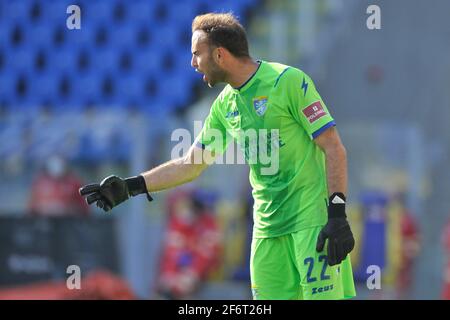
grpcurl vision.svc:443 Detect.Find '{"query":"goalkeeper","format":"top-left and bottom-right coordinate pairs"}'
top-left (80, 13), bottom-right (356, 300)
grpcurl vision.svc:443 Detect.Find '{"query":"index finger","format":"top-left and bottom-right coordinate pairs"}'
top-left (79, 183), bottom-right (100, 196)
top-left (328, 239), bottom-right (338, 266)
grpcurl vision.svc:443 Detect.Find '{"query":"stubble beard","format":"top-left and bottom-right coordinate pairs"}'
top-left (205, 60), bottom-right (227, 88)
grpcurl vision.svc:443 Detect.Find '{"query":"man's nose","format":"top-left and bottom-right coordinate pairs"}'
top-left (191, 56), bottom-right (197, 69)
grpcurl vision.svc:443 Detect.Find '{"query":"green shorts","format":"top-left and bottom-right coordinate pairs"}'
top-left (250, 226), bottom-right (356, 300)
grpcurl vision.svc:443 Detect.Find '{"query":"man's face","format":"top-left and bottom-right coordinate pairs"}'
top-left (191, 30), bottom-right (226, 88)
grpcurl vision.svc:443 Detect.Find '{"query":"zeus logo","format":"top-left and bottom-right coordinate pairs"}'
top-left (312, 284), bottom-right (334, 295)
top-left (301, 77), bottom-right (308, 96)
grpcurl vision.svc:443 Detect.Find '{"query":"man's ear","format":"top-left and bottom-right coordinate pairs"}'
top-left (213, 47), bottom-right (225, 65)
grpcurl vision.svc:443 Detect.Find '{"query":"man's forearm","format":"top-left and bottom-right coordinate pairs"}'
top-left (141, 157), bottom-right (204, 193)
top-left (79, 156), bottom-right (205, 212)
top-left (324, 145), bottom-right (348, 196)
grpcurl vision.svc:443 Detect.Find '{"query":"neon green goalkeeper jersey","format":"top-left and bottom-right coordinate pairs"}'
top-left (196, 61), bottom-right (336, 238)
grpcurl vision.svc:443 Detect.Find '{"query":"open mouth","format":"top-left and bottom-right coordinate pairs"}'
top-left (195, 69), bottom-right (207, 82)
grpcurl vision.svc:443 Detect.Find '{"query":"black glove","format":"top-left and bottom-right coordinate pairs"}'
top-left (79, 175), bottom-right (152, 212)
top-left (316, 192), bottom-right (355, 266)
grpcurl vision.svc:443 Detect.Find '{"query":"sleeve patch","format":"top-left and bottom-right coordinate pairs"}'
top-left (302, 101), bottom-right (327, 123)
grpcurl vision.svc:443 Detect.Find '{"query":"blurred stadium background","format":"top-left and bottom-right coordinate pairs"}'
top-left (0, 0), bottom-right (449, 300)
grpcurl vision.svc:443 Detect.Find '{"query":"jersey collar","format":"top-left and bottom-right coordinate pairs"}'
top-left (233, 60), bottom-right (263, 92)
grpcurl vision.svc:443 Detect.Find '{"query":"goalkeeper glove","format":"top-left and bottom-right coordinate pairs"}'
top-left (79, 175), bottom-right (152, 212)
top-left (316, 192), bottom-right (355, 266)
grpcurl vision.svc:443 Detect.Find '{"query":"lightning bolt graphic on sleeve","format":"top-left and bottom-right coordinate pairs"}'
top-left (301, 77), bottom-right (308, 96)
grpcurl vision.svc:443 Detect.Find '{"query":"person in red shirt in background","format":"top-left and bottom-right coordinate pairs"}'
top-left (28, 155), bottom-right (89, 216)
top-left (155, 189), bottom-right (221, 299)
top-left (397, 208), bottom-right (420, 298)
top-left (442, 218), bottom-right (450, 300)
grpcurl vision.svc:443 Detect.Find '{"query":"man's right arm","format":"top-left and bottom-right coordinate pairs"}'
top-left (142, 144), bottom-right (212, 193)
top-left (79, 144), bottom-right (215, 212)
top-left (80, 97), bottom-right (226, 212)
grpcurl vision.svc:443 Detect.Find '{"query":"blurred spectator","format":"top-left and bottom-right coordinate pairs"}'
top-left (28, 155), bottom-right (89, 216)
top-left (396, 203), bottom-right (420, 298)
top-left (442, 218), bottom-right (450, 300)
top-left (155, 189), bottom-right (221, 299)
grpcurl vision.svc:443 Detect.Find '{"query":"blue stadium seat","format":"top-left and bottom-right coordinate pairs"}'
top-left (117, 50), bottom-right (135, 74)
top-left (151, 1), bottom-right (170, 24)
top-left (190, 0), bottom-right (214, 15)
top-left (110, 24), bottom-right (139, 48)
top-left (51, 49), bottom-right (79, 74)
top-left (85, 0), bottom-right (113, 23)
top-left (90, 49), bottom-right (121, 73)
top-left (159, 73), bottom-right (193, 108)
top-left (134, 49), bottom-right (164, 74)
top-left (151, 24), bottom-right (182, 51)
top-left (28, 72), bottom-right (60, 107)
top-left (0, 72), bottom-right (15, 103)
top-left (7, 23), bottom-right (28, 49)
top-left (99, 73), bottom-right (122, 107)
top-left (51, 73), bottom-right (77, 108)
top-left (72, 74), bottom-right (103, 104)
top-left (128, 0), bottom-right (158, 23)
top-left (74, 132), bottom-right (104, 164)
top-left (64, 21), bottom-right (97, 47)
top-left (167, 1), bottom-right (202, 25)
top-left (0, 21), bottom-right (11, 47)
top-left (135, 24), bottom-right (153, 48)
top-left (27, 23), bottom-right (55, 48)
top-left (173, 50), bottom-right (195, 74)
top-left (116, 74), bottom-right (146, 103)
top-left (141, 95), bottom-right (170, 116)
top-left (3, 1), bottom-right (30, 22)
top-left (2, 48), bottom-right (34, 73)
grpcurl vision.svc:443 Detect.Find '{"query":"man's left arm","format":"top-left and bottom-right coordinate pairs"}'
top-left (279, 68), bottom-right (354, 265)
top-left (314, 126), bottom-right (355, 266)
top-left (313, 126), bottom-right (347, 196)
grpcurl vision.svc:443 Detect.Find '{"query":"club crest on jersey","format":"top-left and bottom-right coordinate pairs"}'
top-left (253, 96), bottom-right (268, 116)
